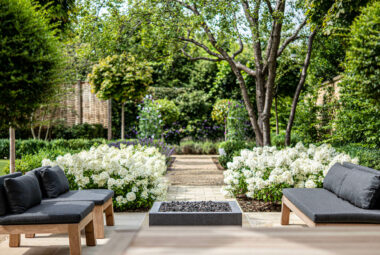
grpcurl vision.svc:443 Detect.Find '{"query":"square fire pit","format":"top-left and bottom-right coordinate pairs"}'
top-left (149, 201), bottom-right (242, 226)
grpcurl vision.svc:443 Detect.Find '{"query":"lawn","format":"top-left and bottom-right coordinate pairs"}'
top-left (0, 159), bottom-right (8, 176)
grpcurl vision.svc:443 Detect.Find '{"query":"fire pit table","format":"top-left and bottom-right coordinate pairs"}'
top-left (149, 201), bottom-right (242, 226)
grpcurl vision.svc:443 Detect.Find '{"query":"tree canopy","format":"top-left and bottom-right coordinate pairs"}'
top-left (0, 0), bottom-right (63, 128)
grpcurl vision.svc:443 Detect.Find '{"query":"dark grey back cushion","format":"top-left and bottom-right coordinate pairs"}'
top-left (26, 166), bottom-right (51, 198)
top-left (323, 163), bottom-right (350, 195)
top-left (0, 172), bottom-right (22, 216)
top-left (338, 169), bottom-right (380, 209)
top-left (4, 174), bottom-right (42, 214)
top-left (343, 162), bottom-right (379, 174)
top-left (40, 166), bottom-right (69, 198)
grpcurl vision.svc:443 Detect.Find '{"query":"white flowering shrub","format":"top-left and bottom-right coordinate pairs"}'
top-left (42, 144), bottom-right (168, 210)
top-left (222, 143), bottom-right (358, 202)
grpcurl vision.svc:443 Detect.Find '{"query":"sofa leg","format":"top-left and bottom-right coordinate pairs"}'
top-left (68, 224), bottom-right (82, 255)
top-left (281, 200), bottom-right (291, 225)
top-left (105, 203), bottom-right (115, 226)
top-left (25, 233), bottom-right (35, 238)
top-left (9, 234), bottom-right (21, 247)
top-left (94, 205), bottom-right (105, 239)
top-left (85, 220), bottom-right (96, 246)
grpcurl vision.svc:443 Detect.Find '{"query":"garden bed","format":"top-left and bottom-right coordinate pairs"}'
top-left (236, 196), bottom-right (281, 212)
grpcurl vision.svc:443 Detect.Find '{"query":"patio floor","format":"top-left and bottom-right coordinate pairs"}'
top-left (0, 155), bottom-right (363, 254)
top-left (0, 211), bottom-right (306, 255)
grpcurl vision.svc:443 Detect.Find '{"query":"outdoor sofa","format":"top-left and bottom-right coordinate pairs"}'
top-left (26, 165), bottom-right (115, 239)
top-left (281, 162), bottom-right (380, 227)
top-left (0, 171), bottom-right (96, 255)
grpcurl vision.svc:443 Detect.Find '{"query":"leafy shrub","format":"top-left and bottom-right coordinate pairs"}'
top-left (226, 101), bottom-right (250, 141)
top-left (174, 141), bottom-right (220, 155)
top-left (155, 99), bottom-right (180, 125)
top-left (223, 143), bottom-right (357, 202)
top-left (138, 95), bottom-right (163, 139)
top-left (334, 1), bottom-right (380, 147)
top-left (42, 145), bottom-right (168, 210)
top-left (335, 144), bottom-right (380, 170)
top-left (51, 123), bottom-right (106, 139)
top-left (211, 99), bottom-right (236, 124)
top-left (0, 138), bottom-right (107, 159)
top-left (271, 132), bottom-right (303, 148)
top-left (3, 147), bottom-right (75, 174)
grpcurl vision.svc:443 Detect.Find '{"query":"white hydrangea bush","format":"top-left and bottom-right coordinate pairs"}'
top-left (222, 143), bottom-right (358, 202)
top-left (42, 144), bottom-right (168, 210)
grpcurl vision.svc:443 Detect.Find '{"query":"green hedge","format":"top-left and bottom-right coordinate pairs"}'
top-left (335, 144), bottom-right (380, 170)
top-left (173, 141), bottom-right (220, 155)
top-left (0, 139), bottom-right (107, 159)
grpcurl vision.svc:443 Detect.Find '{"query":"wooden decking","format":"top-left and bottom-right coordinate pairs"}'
top-left (99, 226), bottom-right (380, 255)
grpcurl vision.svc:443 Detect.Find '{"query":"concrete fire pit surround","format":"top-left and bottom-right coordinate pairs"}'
top-left (149, 201), bottom-right (242, 226)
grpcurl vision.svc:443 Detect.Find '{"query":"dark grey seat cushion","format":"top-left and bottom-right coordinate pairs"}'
top-left (43, 189), bottom-right (114, 205)
top-left (0, 201), bottom-right (94, 225)
top-left (40, 166), bottom-right (70, 198)
top-left (26, 166), bottom-right (51, 198)
top-left (4, 174), bottom-right (42, 214)
top-left (323, 163), bottom-right (350, 195)
top-left (283, 188), bottom-right (380, 223)
top-left (0, 172), bottom-right (22, 216)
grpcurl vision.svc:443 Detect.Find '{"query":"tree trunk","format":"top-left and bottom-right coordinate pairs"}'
top-left (227, 59), bottom-right (263, 146)
top-left (107, 99), bottom-right (112, 140)
top-left (31, 127), bottom-right (36, 139)
top-left (121, 102), bottom-right (125, 140)
top-left (9, 127), bottom-right (15, 173)
top-left (45, 121), bottom-right (51, 141)
top-left (76, 80), bottom-right (83, 125)
top-left (285, 28), bottom-right (319, 146)
top-left (275, 96), bottom-right (279, 135)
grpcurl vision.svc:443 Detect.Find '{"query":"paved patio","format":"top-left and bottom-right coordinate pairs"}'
top-left (0, 155), bottom-right (305, 254)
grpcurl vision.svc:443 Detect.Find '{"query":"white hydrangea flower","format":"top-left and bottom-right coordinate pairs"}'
top-left (224, 143), bottom-right (356, 200)
top-left (43, 144), bottom-right (168, 208)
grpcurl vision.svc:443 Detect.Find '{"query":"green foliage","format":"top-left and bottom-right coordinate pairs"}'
top-left (138, 96), bottom-right (163, 139)
top-left (226, 102), bottom-right (250, 141)
top-left (211, 99), bottom-right (236, 124)
top-left (334, 2), bottom-right (380, 147)
top-left (3, 147), bottom-right (75, 175)
top-left (149, 87), bottom-right (187, 100)
top-left (174, 141), bottom-right (220, 155)
top-left (51, 123), bottom-right (106, 139)
top-left (155, 99), bottom-right (180, 125)
top-left (88, 53), bottom-right (152, 103)
top-left (0, 0), bottom-right (63, 128)
top-left (0, 139), bottom-right (107, 159)
top-left (335, 144), bottom-right (380, 170)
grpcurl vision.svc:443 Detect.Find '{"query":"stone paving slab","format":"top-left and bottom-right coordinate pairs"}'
top-left (165, 185), bottom-right (234, 202)
top-left (166, 155), bottom-right (224, 186)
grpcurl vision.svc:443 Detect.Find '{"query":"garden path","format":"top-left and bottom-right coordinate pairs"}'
top-left (165, 155), bottom-right (231, 201)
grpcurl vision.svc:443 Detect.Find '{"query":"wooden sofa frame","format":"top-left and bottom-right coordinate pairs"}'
top-left (26, 197), bottom-right (114, 239)
top-left (0, 211), bottom-right (96, 255)
top-left (281, 195), bottom-right (380, 227)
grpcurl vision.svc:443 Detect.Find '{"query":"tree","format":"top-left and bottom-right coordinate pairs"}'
top-left (88, 53), bottom-right (152, 140)
top-left (0, 0), bottom-right (62, 172)
top-left (334, 1), bottom-right (380, 147)
top-left (131, 0), bottom-right (318, 146)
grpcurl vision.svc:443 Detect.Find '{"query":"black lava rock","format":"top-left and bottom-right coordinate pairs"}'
top-left (159, 201), bottom-right (232, 212)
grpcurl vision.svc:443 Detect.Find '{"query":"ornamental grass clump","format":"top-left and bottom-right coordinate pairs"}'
top-left (42, 144), bottom-right (168, 210)
top-left (223, 142), bottom-right (358, 202)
